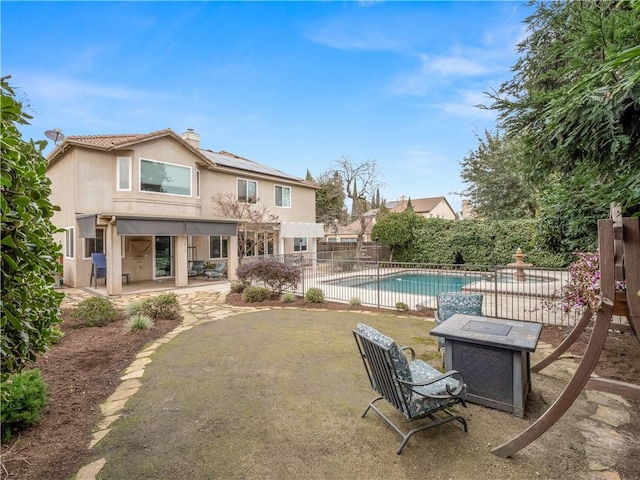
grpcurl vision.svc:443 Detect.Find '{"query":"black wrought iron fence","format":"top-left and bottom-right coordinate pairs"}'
top-left (239, 256), bottom-right (590, 326)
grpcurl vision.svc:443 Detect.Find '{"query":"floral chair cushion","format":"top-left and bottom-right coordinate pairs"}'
top-left (406, 360), bottom-right (466, 417)
top-left (435, 293), bottom-right (484, 350)
top-left (436, 293), bottom-right (484, 324)
top-left (356, 323), bottom-right (413, 384)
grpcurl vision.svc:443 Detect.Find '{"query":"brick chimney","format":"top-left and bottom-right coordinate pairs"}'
top-left (181, 128), bottom-right (200, 148)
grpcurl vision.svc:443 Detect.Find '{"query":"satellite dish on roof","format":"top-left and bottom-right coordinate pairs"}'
top-left (45, 128), bottom-right (65, 145)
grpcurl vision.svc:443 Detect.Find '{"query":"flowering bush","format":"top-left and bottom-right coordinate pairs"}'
top-left (562, 252), bottom-right (625, 314)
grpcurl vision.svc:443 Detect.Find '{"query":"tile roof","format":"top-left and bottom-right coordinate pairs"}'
top-left (61, 128), bottom-right (175, 150)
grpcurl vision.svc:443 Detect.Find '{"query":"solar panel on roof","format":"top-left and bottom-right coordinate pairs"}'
top-left (201, 150), bottom-right (303, 182)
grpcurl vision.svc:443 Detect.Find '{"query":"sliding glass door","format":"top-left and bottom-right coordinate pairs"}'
top-left (155, 236), bottom-right (173, 278)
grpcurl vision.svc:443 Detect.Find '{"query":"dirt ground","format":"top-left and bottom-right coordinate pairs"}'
top-left (1, 295), bottom-right (638, 480)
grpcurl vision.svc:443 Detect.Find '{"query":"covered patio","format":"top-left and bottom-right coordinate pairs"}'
top-left (75, 213), bottom-right (238, 296)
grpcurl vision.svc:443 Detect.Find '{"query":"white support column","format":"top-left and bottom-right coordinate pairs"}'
top-left (106, 221), bottom-right (122, 296)
top-left (228, 235), bottom-right (238, 281)
top-left (278, 236), bottom-right (285, 257)
top-left (174, 236), bottom-right (188, 287)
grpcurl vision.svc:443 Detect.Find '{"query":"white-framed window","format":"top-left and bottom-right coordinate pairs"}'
top-left (65, 227), bottom-right (75, 259)
top-left (293, 237), bottom-right (308, 252)
top-left (116, 156), bottom-right (132, 191)
top-left (195, 169), bottom-right (201, 198)
top-left (275, 185), bottom-right (291, 208)
top-left (209, 236), bottom-right (229, 259)
top-left (140, 158), bottom-right (192, 196)
top-left (83, 228), bottom-right (105, 259)
top-left (237, 178), bottom-right (257, 204)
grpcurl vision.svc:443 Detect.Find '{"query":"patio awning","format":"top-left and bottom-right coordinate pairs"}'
top-left (77, 213), bottom-right (97, 238)
top-left (77, 214), bottom-right (237, 237)
top-left (117, 218), bottom-right (237, 236)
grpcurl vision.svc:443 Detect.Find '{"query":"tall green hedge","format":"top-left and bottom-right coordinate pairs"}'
top-left (393, 218), bottom-right (570, 267)
top-left (1, 76), bottom-right (63, 378)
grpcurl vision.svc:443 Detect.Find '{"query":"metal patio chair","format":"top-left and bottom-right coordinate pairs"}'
top-left (353, 323), bottom-right (468, 454)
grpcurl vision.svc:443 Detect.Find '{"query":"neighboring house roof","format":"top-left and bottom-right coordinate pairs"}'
top-left (47, 128), bottom-right (317, 187)
top-left (388, 196), bottom-right (456, 217)
top-left (325, 216), bottom-right (376, 237)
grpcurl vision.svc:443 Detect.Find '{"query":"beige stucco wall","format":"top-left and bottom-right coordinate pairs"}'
top-left (48, 150), bottom-right (80, 286)
top-left (204, 169), bottom-right (316, 223)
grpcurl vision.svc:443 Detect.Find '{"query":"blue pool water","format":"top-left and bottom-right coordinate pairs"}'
top-left (325, 273), bottom-right (483, 295)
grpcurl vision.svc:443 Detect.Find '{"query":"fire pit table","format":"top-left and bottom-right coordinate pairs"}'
top-left (430, 313), bottom-right (542, 417)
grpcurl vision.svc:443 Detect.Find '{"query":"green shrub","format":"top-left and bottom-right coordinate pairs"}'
top-left (304, 288), bottom-right (325, 303)
top-left (144, 293), bottom-right (181, 320)
top-left (349, 297), bottom-right (362, 306)
top-left (230, 280), bottom-right (247, 294)
top-left (69, 297), bottom-right (118, 327)
top-left (242, 286), bottom-right (271, 303)
top-left (395, 301), bottom-right (409, 312)
top-left (280, 292), bottom-right (297, 303)
top-left (236, 259), bottom-right (302, 295)
top-left (125, 314), bottom-right (154, 332)
top-left (1, 369), bottom-right (47, 443)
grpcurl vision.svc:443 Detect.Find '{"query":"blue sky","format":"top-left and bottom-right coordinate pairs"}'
top-left (2, 1), bottom-right (531, 214)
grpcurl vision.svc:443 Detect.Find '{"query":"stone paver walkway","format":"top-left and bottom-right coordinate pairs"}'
top-left (59, 285), bottom-right (634, 480)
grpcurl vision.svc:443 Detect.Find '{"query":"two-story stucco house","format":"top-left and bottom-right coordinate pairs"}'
top-left (47, 128), bottom-right (323, 295)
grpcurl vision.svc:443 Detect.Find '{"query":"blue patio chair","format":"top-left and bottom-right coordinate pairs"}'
top-left (353, 323), bottom-right (467, 454)
top-left (90, 253), bottom-right (107, 288)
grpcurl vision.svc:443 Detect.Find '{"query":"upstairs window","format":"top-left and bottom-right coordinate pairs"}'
top-left (275, 185), bottom-right (291, 208)
top-left (238, 179), bottom-right (257, 203)
top-left (140, 158), bottom-right (191, 196)
top-left (117, 156), bottom-right (132, 191)
top-left (195, 169), bottom-right (201, 198)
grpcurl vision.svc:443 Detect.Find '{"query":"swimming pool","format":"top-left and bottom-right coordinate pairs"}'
top-left (324, 272), bottom-right (483, 296)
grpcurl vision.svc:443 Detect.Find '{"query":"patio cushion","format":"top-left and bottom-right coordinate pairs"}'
top-left (355, 323), bottom-right (412, 383)
top-left (437, 293), bottom-right (484, 324)
top-left (407, 360), bottom-right (466, 417)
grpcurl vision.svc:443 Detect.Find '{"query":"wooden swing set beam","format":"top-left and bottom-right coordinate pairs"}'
top-left (492, 217), bottom-right (640, 458)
